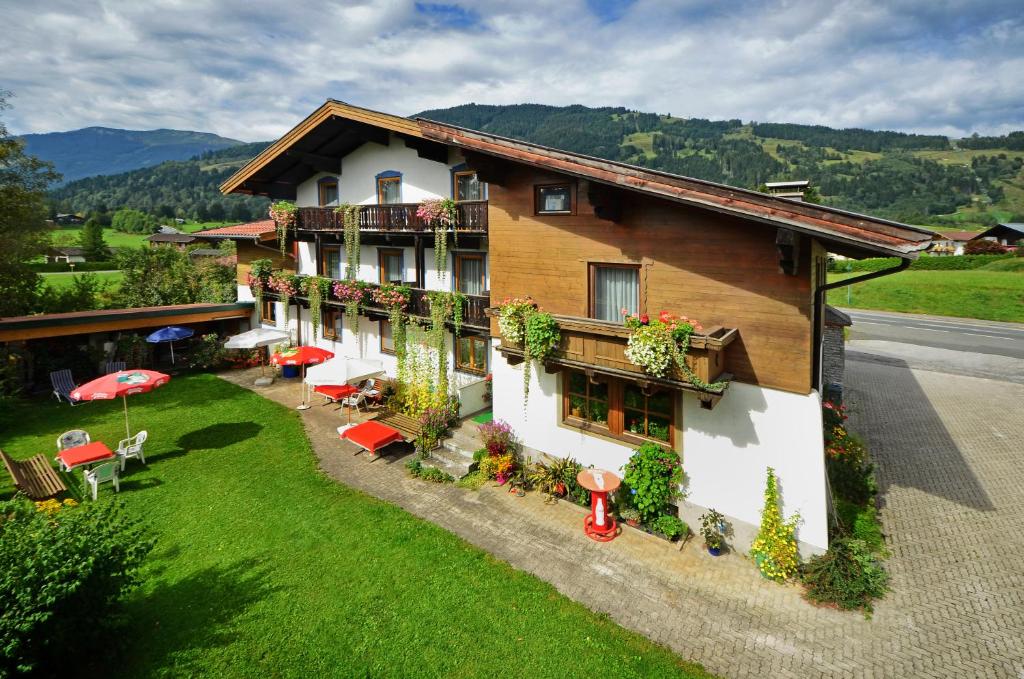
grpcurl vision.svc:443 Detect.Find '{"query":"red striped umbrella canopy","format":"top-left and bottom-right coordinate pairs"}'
top-left (270, 346), bottom-right (334, 366)
top-left (71, 369), bottom-right (171, 439)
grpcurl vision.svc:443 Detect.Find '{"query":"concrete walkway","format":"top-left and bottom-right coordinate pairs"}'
top-left (220, 364), bottom-right (1024, 678)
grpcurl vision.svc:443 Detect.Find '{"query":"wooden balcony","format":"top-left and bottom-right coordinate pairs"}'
top-left (273, 279), bottom-right (490, 330)
top-left (496, 315), bottom-right (737, 403)
top-left (296, 201), bottom-right (488, 233)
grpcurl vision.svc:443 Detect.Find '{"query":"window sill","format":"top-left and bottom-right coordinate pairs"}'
top-left (562, 416), bottom-right (673, 450)
top-left (455, 366), bottom-right (487, 377)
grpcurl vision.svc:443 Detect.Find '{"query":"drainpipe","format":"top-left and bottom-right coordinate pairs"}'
top-left (811, 257), bottom-right (910, 391)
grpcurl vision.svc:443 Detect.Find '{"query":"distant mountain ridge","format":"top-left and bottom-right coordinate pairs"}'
top-left (45, 104), bottom-right (1024, 230)
top-left (20, 126), bottom-right (244, 183)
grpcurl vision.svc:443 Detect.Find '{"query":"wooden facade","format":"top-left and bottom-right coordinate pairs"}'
top-left (236, 241), bottom-right (295, 286)
top-left (487, 165), bottom-right (818, 395)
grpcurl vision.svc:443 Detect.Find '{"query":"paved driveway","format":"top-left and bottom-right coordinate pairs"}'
top-left (222, 358), bottom-right (1024, 678)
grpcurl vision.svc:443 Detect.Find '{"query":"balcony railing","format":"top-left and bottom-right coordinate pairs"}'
top-left (296, 201), bottom-right (488, 233)
top-left (495, 314), bottom-right (737, 399)
top-left (270, 279), bottom-right (490, 330)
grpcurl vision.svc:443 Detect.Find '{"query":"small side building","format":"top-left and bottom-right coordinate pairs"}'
top-left (821, 306), bottom-right (851, 403)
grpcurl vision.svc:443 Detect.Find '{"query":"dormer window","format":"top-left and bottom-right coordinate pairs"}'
top-left (318, 177), bottom-right (339, 206)
top-left (376, 171), bottom-right (402, 204)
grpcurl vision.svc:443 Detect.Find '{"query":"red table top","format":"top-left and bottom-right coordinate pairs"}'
top-left (577, 469), bottom-right (621, 493)
top-left (58, 441), bottom-right (115, 469)
top-left (314, 385), bottom-right (358, 400)
top-left (340, 421), bottom-right (404, 453)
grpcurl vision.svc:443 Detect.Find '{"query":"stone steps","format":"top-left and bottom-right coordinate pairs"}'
top-left (422, 421), bottom-right (482, 479)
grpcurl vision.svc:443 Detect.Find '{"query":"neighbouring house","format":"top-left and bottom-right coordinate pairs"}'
top-left (53, 213), bottom-right (85, 225)
top-left (931, 230), bottom-right (977, 256)
top-left (764, 180), bottom-right (810, 201)
top-left (146, 232), bottom-right (197, 249)
top-left (219, 101), bottom-right (934, 555)
top-left (45, 246), bottom-right (87, 264)
top-left (973, 222), bottom-right (1024, 248)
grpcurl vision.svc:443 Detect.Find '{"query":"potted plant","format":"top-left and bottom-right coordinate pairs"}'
top-left (700, 508), bottom-right (727, 556)
top-left (619, 506), bottom-right (641, 527)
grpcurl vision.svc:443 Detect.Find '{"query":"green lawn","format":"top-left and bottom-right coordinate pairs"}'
top-left (0, 375), bottom-right (710, 678)
top-left (41, 270), bottom-right (124, 290)
top-left (828, 270), bottom-right (1024, 323)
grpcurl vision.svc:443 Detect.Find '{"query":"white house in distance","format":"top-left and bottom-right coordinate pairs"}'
top-left (216, 101), bottom-right (935, 555)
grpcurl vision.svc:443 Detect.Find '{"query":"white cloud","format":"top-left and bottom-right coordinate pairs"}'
top-left (2, 0), bottom-right (1021, 139)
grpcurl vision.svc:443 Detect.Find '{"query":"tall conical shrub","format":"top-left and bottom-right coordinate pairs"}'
top-left (750, 467), bottom-right (800, 582)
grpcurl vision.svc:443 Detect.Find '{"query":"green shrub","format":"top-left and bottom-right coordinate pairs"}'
top-left (188, 333), bottom-right (228, 370)
top-left (800, 538), bottom-right (888, 614)
top-left (827, 455), bottom-right (877, 506)
top-left (419, 467), bottom-right (454, 484)
top-left (0, 497), bottom-right (153, 676)
top-left (622, 442), bottom-right (684, 523)
top-left (828, 253), bottom-right (1012, 273)
top-left (651, 514), bottom-right (687, 540)
top-left (834, 499), bottom-right (886, 554)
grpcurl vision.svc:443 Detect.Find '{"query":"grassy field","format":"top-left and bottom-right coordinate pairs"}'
top-left (50, 221), bottom-right (240, 249)
top-left (827, 270), bottom-right (1024, 323)
top-left (0, 375), bottom-right (711, 678)
top-left (41, 270), bottom-right (124, 290)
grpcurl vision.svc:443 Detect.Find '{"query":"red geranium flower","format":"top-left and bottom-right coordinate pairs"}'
top-left (640, 314), bottom-right (649, 324)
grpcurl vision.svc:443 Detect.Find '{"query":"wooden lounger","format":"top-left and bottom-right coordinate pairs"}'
top-left (1, 449), bottom-right (68, 499)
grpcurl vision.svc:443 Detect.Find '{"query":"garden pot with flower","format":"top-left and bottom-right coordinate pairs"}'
top-left (700, 508), bottom-right (727, 557)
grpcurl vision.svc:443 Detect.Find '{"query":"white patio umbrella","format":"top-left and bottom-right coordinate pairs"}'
top-left (305, 357), bottom-right (384, 424)
top-left (224, 327), bottom-right (290, 382)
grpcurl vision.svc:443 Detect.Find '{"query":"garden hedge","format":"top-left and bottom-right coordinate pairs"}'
top-left (829, 253), bottom-right (1012, 273)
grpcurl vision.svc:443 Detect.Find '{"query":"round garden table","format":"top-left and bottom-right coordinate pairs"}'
top-left (577, 469), bottom-right (621, 542)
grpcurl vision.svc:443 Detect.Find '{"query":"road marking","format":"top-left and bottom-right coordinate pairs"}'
top-left (852, 322), bottom-right (1016, 340)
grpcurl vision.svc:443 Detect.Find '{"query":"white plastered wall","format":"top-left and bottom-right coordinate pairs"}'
top-left (294, 134), bottom-right (461, 208)
top-left (491, 342), bottom-right (829, 554)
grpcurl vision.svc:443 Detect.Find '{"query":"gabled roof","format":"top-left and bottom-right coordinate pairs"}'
top-left (934, 230), bottom-right (979, 242)
top-left (220, 101), bottom-right (427, 197)
top-left (221, 100), bottom-right (936, 259)
top-left (418, 119), bottom-right (935, 258)
top-left (974, 222), bottom-right (1024, 240)
top-left (192, 220), bottom-right (277, 242)
top-left (147, 232), bottom-right (196, 243)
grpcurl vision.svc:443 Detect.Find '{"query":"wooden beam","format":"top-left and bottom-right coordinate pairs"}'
top-left (587, 183), bottom-right (624, 223)
top-left (463, 151), bottom-right (508, 185)
top-left (240, 181), bottom-right (296, 200)
top-left (285, 150), bottom-right (340, 174)
top-left (775, 227), bottom-right (801, 276)
top-left (397, 133), bottom-right (449, 163)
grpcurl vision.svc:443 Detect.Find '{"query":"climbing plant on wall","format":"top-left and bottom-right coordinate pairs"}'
top-left (416, 198), bottom-right (458, 279)
top-left (304, 276), bottom-right (328, 341)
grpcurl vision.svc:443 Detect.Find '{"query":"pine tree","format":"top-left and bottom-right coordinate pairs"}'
top-left (79, 218), bottom-right (109, 260)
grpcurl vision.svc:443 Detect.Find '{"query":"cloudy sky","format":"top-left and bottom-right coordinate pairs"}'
top-left (3, 0), bottom-right (1022, 140)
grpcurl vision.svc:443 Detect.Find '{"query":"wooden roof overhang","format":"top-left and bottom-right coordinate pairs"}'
top-left (0, 303), bottom-right (254, 342)
top-left (417, 120), bottom-right (937, 260)
top-left (220, 101), bottom-right (450, 199)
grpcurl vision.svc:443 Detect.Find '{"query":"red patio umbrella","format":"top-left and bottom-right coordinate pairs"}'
top-left (270, 346), bottom-right (334, 410)
top-left (71, 369), bottom-right (171, 439)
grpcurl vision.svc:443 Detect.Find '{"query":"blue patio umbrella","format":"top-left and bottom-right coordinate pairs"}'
top-left (146, 326), bottom-right (194, 364)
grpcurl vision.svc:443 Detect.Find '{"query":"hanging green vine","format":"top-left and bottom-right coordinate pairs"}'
top-left (495, 298), bottom-right (561, 406)
top-left (269, 201), bottom-right (297, 257)
top-left (416, 198), bottom-right (457, 279)
top-left (429, 297), bottom-right (449, 399)
top-left (268, 272), bottom-right (299, 326)
top-left (248, 259), bottom-right (274, 323)
top-left (332, 279), bottom-right (367, 346)
top-left (336, 203), bottom-right (362, 279)
top-left (305, 276), bottom-right (326, 341)
top-left (390, 304), bottom-right (408, 382)
top-left (451, 292), bottom-right (466, 337)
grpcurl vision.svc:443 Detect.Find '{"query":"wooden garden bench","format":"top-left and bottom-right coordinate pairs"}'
top-left (1, 449), bottom-right (68, 499)
top-left (371, 411), bottom-right (422, 443)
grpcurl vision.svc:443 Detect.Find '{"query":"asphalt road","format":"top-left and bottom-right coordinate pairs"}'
top-left (841, 308), bottom-right (1024, 383)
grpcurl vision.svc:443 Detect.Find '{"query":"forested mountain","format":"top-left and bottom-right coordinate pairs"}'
top-left (48, 104), bottom-right (1024, 229)
top-left (50, 142), bottom-right (272, 222)
top-left (20, 127), bottom-right (244, 183)
top-left (417, 104), bottom-right (1024, 228)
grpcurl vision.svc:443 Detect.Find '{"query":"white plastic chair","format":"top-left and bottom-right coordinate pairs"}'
top-left (341, 391), bottom-right (367, 415)
top-left (84, 461), bottom-right (120, 500)
top-left (57, 429), bottom-right (91, 452)
top-left (116, 430), bottom-right (148, 471)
